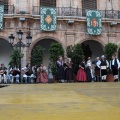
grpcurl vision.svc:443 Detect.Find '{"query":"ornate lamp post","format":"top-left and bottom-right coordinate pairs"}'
top-left (9, 30), bottom-right (32, 83)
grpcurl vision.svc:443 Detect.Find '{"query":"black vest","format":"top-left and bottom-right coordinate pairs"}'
top-left (114, 58), bottom-right (118, 68)
top-left (100, 60), bottom-right (107, 66)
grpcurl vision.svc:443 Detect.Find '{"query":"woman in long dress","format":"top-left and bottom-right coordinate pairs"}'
top-left (76, 60), bottom-right (87, 82)
top-left (56, 56), bottom-right (65, 82)
top-left (37, 64), bottom-right (48, 83)
top-left (64, 58), bottom-right (73, 82)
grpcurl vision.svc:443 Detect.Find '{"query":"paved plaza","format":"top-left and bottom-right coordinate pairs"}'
top-left (0, 83), bottom-right (120, 120)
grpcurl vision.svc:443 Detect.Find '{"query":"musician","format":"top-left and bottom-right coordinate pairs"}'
top-left (0, 63), bottom-right (7, 83)
top-left (22, 63), bottom-right (34, 83)
top-left (9, 66), bottom-right (20, 83)
top-left (110, 54), bottom-right (119, 81)
top-left (32, 65), bottom-right (37, 83)
top-left (36, 64), bottom-right (48, 83)
top-left (64, 58), bottom-right (73, 82)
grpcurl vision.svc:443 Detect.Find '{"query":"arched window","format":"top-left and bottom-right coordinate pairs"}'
top-left (82, 0), bottom-right (97, 16)
top-left (40, 0), bottom-right (56, 7)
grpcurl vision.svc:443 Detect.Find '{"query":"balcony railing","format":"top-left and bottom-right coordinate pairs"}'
top-left (4, 4), bottom-right (15, 14)
top-left (32, 6), bottom-right (120, 19)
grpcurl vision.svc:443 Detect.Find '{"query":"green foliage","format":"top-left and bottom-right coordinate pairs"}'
top-left (49, 43), bottom-right (64, 62)
top-left (49, 62), bottom-right (56, 75)
top-left (49, 43), bottom-right (64, 75)
top-left (31, 45), bottom-right (45, 66)
top-left (104, 43), bottom-right (118, 61)
top-left (9, 48), bottom-right (24, 68)
top-left (66, 45), bottom-right (74, 59)
top-left (66, 44), bottom-right (84, 75)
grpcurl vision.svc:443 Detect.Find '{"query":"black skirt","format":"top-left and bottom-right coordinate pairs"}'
top-left (65, 68), bottom-right (73, 80)
top-left (56, 66), bottom-right (65, 80)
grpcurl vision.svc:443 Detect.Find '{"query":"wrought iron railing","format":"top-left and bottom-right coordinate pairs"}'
top-left (32, 6), bottom-right (120, 19)
top-left (4, 4), bottom-right (15, 14)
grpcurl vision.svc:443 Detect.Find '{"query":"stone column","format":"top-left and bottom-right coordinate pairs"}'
top-left (65, 31), bottom-right (75, 46)
top-left (21, 47), bottom-right (27, 67)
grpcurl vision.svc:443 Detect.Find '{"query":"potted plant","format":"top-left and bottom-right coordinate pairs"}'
top-left (31, 45), bottom-right (45, 66)
top-left (104, 43), bottom-right (118, 82)
top-left (49, 43), bottom-right (64, 82)
top-left (9, 48), bottom-right (24, 68)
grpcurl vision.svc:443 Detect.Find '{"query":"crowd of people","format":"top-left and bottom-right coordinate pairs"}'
top-left (0, 54), bottom-right (119, 84)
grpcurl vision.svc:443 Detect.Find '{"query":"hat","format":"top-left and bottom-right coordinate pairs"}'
top-left (101, 55), bottom-right (105, 58)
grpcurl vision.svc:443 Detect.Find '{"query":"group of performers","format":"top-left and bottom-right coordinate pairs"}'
top-left (56, 54), bottom-right (120, 82)
top-left (0, 54), bottom-right (119, 83)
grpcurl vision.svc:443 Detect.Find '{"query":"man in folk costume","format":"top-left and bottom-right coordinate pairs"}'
top-left (0, 63), bottom-right (7, 83)
top-left (110, 54), bottom-right (119, 81)
top-left (100, 55), bottom-right (109, 81)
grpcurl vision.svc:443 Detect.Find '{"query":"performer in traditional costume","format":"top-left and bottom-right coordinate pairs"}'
top-left (76, 60), bottom-right (87, 82)
top-left (22, 63), bottom-right (34, 83)
top-left (100, 55), bottom-right (109, 81)
top-left (56, 56), bottom-right (65, 82)
top-left (0, 63), bottom-right (7, 83)
top-left (86, 63), bottom-right (93, 82)
top-left (32, 65), bottom-right (37, 83)
top-left (64, 58), bottom-right (73, 83)
top-left (110, 54), bottom-right (119, 81)
top-left (86, 57), bottom-right (93, 82)
top-left (92, 57), bottom-right (101, 81)
top-left (86, 57), bottom-right (92, 67)
top-left (36, 64), bottom-right (48, 83)
top-left (9, 66), bottom-right (20, 83)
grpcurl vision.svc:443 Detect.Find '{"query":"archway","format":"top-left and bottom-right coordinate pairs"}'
top-left (31, 38), bottom-right (59, 67)
top-left (81, 40), bottom-right (104, 61)
top-left (0, 38), bottom-right (13, 67)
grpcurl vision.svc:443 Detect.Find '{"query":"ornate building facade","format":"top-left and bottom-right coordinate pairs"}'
top-left (0, 0), bottom-right (120, 67)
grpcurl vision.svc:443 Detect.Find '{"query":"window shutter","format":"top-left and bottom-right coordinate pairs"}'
top-left (40, 0), bottom-right (56, 7)
top-left (82, 0), bottom-right (97, 16)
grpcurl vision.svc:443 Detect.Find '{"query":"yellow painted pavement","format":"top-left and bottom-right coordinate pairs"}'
top-left (0, 83), bottom-right (120, 120)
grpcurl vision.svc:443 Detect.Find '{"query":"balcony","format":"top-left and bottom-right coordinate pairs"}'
top-left (4, 4), bottom-right (15, 15)
top-left (32, 6), bottom-right (120, 20)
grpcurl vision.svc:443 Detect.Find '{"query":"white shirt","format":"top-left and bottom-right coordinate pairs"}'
top-left (86, 60), bottom-right (91, 67)
top-left (96, 60), bottom-right (101, 68)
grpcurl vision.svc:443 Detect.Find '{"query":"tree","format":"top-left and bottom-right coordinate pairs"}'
top-left (9, 48), bottom-right (24, 68)
top-left (66, 45), bottom-right (74, 59)
top-left (66, 44), bottom-right (84, 75)
top-left (49, 43), bottom-right (64, 75)
top-left (31, 45), bottom-right (45, 66)
top-left (104, 43), bottom-right (118, 61)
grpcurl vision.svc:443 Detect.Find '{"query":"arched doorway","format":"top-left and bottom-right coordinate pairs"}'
top-left (81, 40), bottom-right (104, 61)
top-left (31, 38), bottom-right (58, 67)
top-left (0, 38), bottom-right (13, 67)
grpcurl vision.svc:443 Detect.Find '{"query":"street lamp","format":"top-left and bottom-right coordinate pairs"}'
top-left (9, 34), bottom-right (15, 44)
top-left (9, 30), bottom-right (32, 83)
top-left (17, 30), bottom-right (23, 40)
